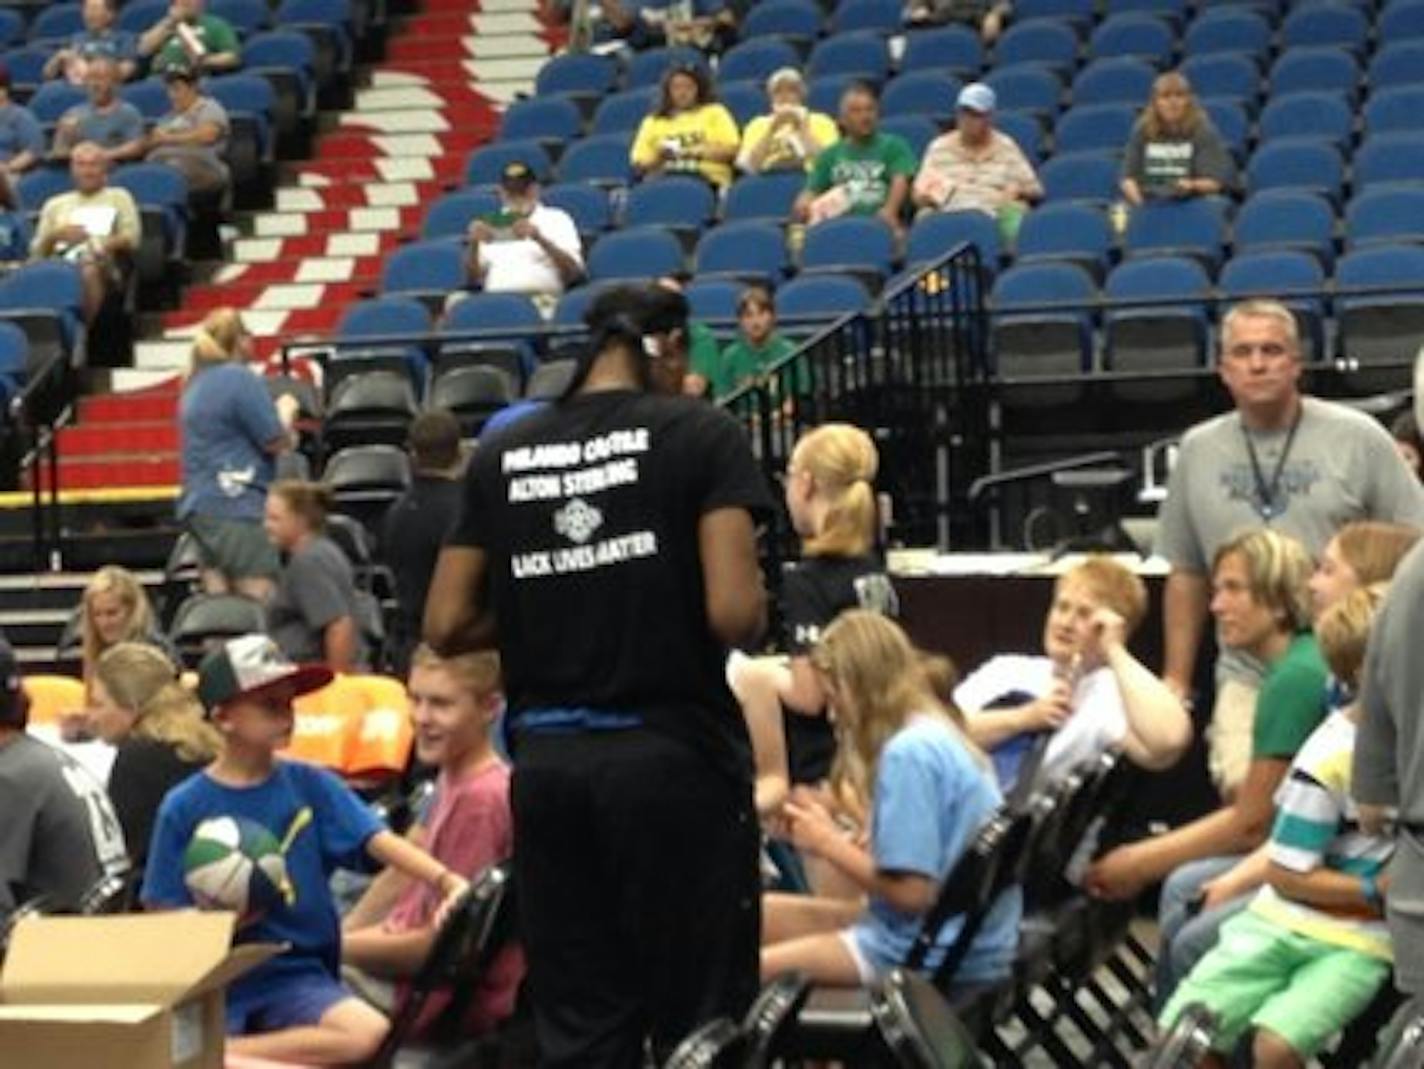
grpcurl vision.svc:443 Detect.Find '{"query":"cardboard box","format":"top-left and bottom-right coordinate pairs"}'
top-left (0, 911), bottom-right (280, 1069)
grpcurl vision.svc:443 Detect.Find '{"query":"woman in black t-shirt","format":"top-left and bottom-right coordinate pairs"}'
top-left (90, 642), bottom-right (218, 871)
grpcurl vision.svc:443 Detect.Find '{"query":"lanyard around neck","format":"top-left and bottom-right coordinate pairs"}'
top-left (1240, 403), bottom-right (1304, 521)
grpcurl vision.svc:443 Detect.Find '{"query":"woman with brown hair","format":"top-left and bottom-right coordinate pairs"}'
top-left (263, 479), bottom-right (366, 672)
top-left (630, 63), bottom-right (739, 188)
top-left (1120, 70), bottom-right (1235, 206)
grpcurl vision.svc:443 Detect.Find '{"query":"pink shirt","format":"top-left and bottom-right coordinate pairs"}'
top-left (387, 758), bottom-right (523, 1037)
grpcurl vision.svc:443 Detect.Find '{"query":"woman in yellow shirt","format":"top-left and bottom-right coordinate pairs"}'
top-left (736, 68), bottom-right (840, 175)
top-left (630, 64), bottom-right (740, 188)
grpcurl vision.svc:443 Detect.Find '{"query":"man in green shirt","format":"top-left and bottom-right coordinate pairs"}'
top-left (795, 82), bottom-right (916, 236)
top-left (137, 0), bottom-right (241, 75)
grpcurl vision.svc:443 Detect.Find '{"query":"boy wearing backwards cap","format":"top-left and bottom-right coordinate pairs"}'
top-left (142, 634), bottom-right (468, 1065)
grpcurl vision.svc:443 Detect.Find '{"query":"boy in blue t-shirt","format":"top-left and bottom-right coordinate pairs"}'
top-left (142, 634), bottom-right (469, 1065)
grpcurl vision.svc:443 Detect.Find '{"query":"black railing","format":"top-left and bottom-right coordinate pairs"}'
top-left (9, 343), bottom-right (77, 573)
top-left (720, 241), bottom-right (991, 561)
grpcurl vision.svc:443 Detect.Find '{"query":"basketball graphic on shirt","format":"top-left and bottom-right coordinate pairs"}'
top-left (182, 815), bottom-right (293, 926)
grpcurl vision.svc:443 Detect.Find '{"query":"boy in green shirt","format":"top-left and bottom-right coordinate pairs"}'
top-left (795, 82), bottom-right (916, 234)
top-left (720, 285), bottom-right (803, 399)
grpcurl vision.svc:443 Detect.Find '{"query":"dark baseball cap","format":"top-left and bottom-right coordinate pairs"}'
top-left (198, 634), bottom-right (332, 714)
top-left (500, 161), bottom-right (536, 189)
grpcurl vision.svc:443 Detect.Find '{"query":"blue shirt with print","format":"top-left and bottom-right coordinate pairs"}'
top-left (66, 101), bottom-right (145, 151)
top-left (0, 104), bottom-right (43, 163)
top-left (141, 761), bottom-right (384, 1009)
top-left (179, 361), bottom-right (283, 521)
top-left (69, 28), bottom-right (138, 63)
top-left (852, 715), bottom-right (1021, 983)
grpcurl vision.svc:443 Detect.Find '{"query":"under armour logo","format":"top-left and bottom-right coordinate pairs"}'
top-left (554, 497), bottom-right (603, 544)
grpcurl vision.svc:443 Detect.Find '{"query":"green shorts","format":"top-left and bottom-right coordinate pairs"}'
top-left (187, 514), bottom-right (279, 582)
top-left (1159, 908), bottom-right (1390, 1058)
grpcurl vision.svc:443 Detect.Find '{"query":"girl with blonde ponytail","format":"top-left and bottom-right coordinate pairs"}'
top-left (760, 611), bottom-right (1018, 990)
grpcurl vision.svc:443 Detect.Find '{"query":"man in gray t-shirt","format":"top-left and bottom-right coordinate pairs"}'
top-left (1155, 298), bottom-right (1424, 795)
top-left (0, 647), bottom-right (128, 920)
top-left (52, 57), bottom-right (145, 164)
top-left (268, 535), bottom-right (367, 670)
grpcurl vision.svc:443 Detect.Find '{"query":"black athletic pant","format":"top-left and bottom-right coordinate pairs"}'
top-left (511, 728), bottom-right (761, 1068)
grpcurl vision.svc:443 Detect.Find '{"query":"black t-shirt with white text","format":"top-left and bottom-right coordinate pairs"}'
top-left (452, 389), bottom-right (773, 781)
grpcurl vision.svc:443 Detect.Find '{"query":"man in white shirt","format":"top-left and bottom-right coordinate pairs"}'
top-left (464, 161), bottom-right (584, 304)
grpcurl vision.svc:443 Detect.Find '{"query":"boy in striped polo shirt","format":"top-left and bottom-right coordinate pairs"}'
top-left (1159, 584), bottom-right (1395, 1068)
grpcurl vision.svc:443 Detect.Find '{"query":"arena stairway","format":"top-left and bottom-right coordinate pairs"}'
top-left (24, 0), bottom-right (558, 497)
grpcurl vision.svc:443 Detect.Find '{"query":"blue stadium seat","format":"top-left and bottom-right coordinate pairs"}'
top-left (1180, 53), bottom-right (1262, 109)
top-left (807, 32), bottom-right (890, 82)
top-left (1202, 101), bottom-right (1248, 160)
top-left (587, 227), bottom-right (684, 281)
top-left (28, 82), bottom-right (84, 124)
top-left (275, 0), bottom-right (354, 82)
top-left (1355, 134), bottom-right (1424, 190)
top-left (881, 71), bottom-right (961, 122)
top-left (723, 171), bottom-right (805, 222)
top-left (4, 47), bottom-right (58, 94)
top-left (110, 163), bottom-right (189, 271)
top-left (833, 0), bottom-right (903, 35)
top-left (1123, 198), bottom-right (1226, 270)
top-left (1089, 13), bottom-right (1174, 64)
top-left (117, 0), bottom-right (166, 34)
top-left (775, 274), bottom-right (872, 321)
top-left (15, 168), bottom-right (71, 212)
top-left (465, 140), bottom-right (552, 186)
top-left (1258, 92), bottom-right (1351, 148)
top-left (421, 189), bottom-right (501, 241)
top-left (335, 295), bottom-right (431, 385)
top-left (739, 0), bottom-right (821, 43)
top-left (244, 31), bottom-right (317, 135)
top-left (683, 278), bottom-right (743, 321)
top-left (718, 39), bottom-right (800, 86)
top-left (210, 0), bottom-right (271, 36)
top-left (1015, 202), bottom-right (1113, 277)
top-left (880, 115), bottom-right (939, 157)
top-left (623, 175), bottom-right (716, 237)
top-left (1219, 250), bottom-right (1327, 359)
top-left (1380, 0), bottom-right (1424, 43)
top-left (1053, 104), bottom-right (1136, 156)
top-left (591, 87), bottom-right (657, 136)
top-left (1336, 244), bottom-right (1424, 376)
top-left (905, 210), bottom-right (1001, 268)
top-left (440, 293), bottom-right (542, 380)
top-left (379, 241), bottom-right (467, 303)
top-left (1365, 85), bottom-right (1424, 137)
top-left (1014, 0), bottom-right (1094, 27)
top-left (1246, 140), bottom-right (1345, 201)
top-left (500, 96), bottom-right (582, 144)
top-left (0, 261), bottom-right (84, 364)
top-left (626, 46), bottom-right (707, 91)
top-left (1233, 190), bottom-right (1335, 265)
top-left (1040, 151), bottom-right (1120, 203)
top-left (541, 184), bottom-right (610, 239)
top-left (1269, 48), bottom-right (1360, 102)
top-left (1368, 41), bottom-right (1424, 91)
top-left (803, 215), bottom-right (897, 287)
top-left (1346, 188), bottom-right (1424, 248)
top-left (206, 74), bottom-right (278, 184)
top-left (1282, 3), bottom-right (1369, 54)
top-left (552, 283), bottom-right (613, 328)
top-left (1071, 58), bottom-right (1157, 107)
top-left (535, 53), bottom-right (618, 99)
top-left (995, 111), bottom-right (1045, 162)
top-left (1105, 0), bottom-right (1187, 23)
top-left (994, 21), bottom-right (1079, 75)
top-left (0, 321), bottom-right (28, 397)
top-left (807, 74), bottom-right (856, 116)
top-left (990, 262), bottom-right (1096, 380)
top-left (1181, 9), bottom-right (1271, 57)
top-left (900, 25), bottom-right (984, 78)
top-left (984, 66), bottom-right (1062, 121)
top-left (554, 133), bottom-right (634, 186)
top-left (1102, 256), bottom-right (1212, 395)
top-left (719, 82), bottom-right (764, 128)
top-left (29, 4), bottom-right (84, 44)
top-left (694, 221), bottom-right (789, 285)
top-left (119, 77), bottom-right (171, 122)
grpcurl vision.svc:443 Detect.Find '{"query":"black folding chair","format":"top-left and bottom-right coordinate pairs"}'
top-left (1378, 1010), bottom-right (1424, 1069)
top-left (662, 1018), bottom-right (748, 1068)
top-left (1144, 1003), bottom-right (1217, 1069)
top-left (743, 971), bottom-right (812, 1068)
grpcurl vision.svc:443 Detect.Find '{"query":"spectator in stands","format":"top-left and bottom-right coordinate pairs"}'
top-left (343, 646), bottom-right (523, 1038)
top-left (79, 564), bottom-right (177, 698)
top-left (145, 64), bottom-right (231, 198)
top-left (44, 0), bottom-right (139, 85)
top-left (142, 633), bottom-right (467, 1064)
top-left (179, 307), bottom-right (297, 603)
top-left (716, 285), bottom-right (800, 398)
top-left (736, 68), bottom-right (838, 176)
top-left (630, 63), bottom-right (740, 189)
top-left (51, 57), bottom-right (146, 164)
top-left (462, 160), bottom-right (583, 305)
top-left (795, 82), bottom-right (914, 234)
top-left (31, 141), bottom-right (141, 321)
top-left (264, 480), bottom-right (367, 673)
top-left (905, 0), bottom-right (1010, 40)
top-left (1086, 530), bottom-right (1327, 960)
top-left (601, 0), bottom-right (739, 54)
top-left (761, 610), bottom-right (1019, 991)
top-left (1156, 519), bottom-right (1419, 1009)
top-left (381, 410), bottom-right (466, 676)
top-left (656, 273), bottom-right (725, 400)
top-left (1156, 299), bottom-right (1424, 799)
top-left (912, 83), bottom-right (1041, 239)
top-left (956, 556), bottom-right (1191, 792)
top-left (0, 66), bottom-right (45, 177)
top-left (1391, 409), bottom-right (1424, 480)
top-left (91, 641), bottom-right (218, 872)
top-left (1120, 71), bottom-right (1235, 207)
top-left (137, 0), bottom-right (241, 77)
top-left (1161, 585), bottom-right (1393, 1068)
top-left (0, 637), bottom-right (130, 922)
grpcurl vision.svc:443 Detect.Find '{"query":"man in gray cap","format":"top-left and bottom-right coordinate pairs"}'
top-left (911, 82), bottom-right (1041, 223)
top-left (736, 68), bottom-right (840, 175)
top-left (464, 160), bottom-right (584, 303)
